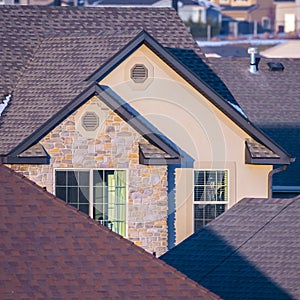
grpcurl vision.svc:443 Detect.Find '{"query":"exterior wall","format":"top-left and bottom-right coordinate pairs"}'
top-left (275, 1), bottom-right (296, 33)
top-left (297, 0), bottom-right (300, 33)
top-left (212, 0), bottom-right (256, 6)
top-left (249, 0), bottom-right (275, 29)
top-left (178, 6), bottom-right (206, 23)
top-left (100, 44), bottom-right (272, 244)
top-left (8, 96), bottom-right (169, 256)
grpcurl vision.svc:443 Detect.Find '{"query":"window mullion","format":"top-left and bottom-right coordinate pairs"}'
top-left (89, 170), bottom-right (93, 219)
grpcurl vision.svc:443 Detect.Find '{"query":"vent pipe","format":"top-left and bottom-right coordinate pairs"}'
top-left (248, 47), bottom-right (259, 74)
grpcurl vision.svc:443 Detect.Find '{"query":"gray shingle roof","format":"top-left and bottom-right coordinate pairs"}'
top-left (86, 0), bottom-right (161, 5)
top-left (160, 196), bottom-right (300, 300)
top-left (206, 57), bottom-right (300, 187)
top-left (0, 6), bottom-right (203, 156)
top-left (0, 6), bottom-right (293, 167)
top-left (0, 164), bottom-right (220, 299)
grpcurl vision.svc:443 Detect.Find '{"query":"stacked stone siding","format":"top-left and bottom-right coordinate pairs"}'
top-left (9, 96), bottom-right (168, 256)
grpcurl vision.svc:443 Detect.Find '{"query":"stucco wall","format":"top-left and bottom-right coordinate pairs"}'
top-left (100, 44), bottom-right (272, 243)
top-left (8, 96), bottom-right (169, 256)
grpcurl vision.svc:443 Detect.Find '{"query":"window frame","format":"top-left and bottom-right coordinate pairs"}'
top-left (193, 169), bottom-right (229, 232)
top-left (54, 168), bottom-right (128, 237)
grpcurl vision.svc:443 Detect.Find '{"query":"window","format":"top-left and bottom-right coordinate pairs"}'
top-left (262, 17), bottom-right (271, 30)
top-left (194, 170), bottom-right (228, 231)
top-left (55, 169), bottom-right (126, 236)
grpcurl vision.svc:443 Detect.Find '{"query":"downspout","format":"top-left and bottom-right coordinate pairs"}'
top-left (268, 165), bottom-right (288, 198)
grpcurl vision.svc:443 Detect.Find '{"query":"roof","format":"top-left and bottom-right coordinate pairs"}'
top-left (221, 4), bottom-right (257, 12)
top-left (160, 196), bottom-right (300, 300)
top-left (202, 45), bottom-right (249, 58)
top-left (0, 6), bottom-right (292, 166)
top-left (0, 164), bottom-right (220, 299)
top-left (206, 56), bottom-right (300, 186)
top-left (260, 40), bottom-right (300, 58)
top-left (86, 0), bottom-right (161, 5)
top-left (0, 6), bottom-right (200, 156)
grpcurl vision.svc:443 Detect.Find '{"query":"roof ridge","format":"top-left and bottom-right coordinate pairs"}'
top-left (42, 29), bottom-right (142, 39)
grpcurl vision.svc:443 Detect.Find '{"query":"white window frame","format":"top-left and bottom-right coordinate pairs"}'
top-left (193, 169), bottom-right (229, 232)
top-left (54, 168), bottom-right (128, 237)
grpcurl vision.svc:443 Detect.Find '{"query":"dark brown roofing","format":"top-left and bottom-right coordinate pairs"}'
top-left (0, 164), bottom-right (220, 299)
top-left (206, 57), bottom-right (300, 187)
top-left (161, 196), bottom-right (300, 300)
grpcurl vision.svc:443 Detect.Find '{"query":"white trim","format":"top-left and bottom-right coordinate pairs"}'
top-left (192, 169), bottom-right (229, 232)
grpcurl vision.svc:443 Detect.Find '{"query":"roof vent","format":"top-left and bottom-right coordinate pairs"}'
top-left (130, 64), bottom-right (148, 83)
top-left (81, 111), bottom-right (99, 131)
top-left (267, 62), bottom-right (284, 71)
top-left (248, 47), bottom-right (259, 73)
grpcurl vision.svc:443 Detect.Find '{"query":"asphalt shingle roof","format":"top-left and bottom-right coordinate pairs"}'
top-left (0, 6), bottom-right (242, 158)
top-left (160, 196), bottom-right (300, 300)
top-left (0, 164), bottom-right (220, 299)
top-left (206, 57), bottom-right (300, 187)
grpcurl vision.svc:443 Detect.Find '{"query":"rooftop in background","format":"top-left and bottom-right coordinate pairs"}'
top-left (161, 196), bottom-right (300, 299)
top-left (205, 56), bottom-right (300, 189)
top-left (260, 40), bottom-right (300, 58)
top-left (0, 164), bottom-right (220, 299)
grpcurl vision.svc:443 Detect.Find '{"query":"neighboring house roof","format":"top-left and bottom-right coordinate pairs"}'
top-left (206, 56), bottom-right (300, 186)
top-left (86, 0), bottom-right (161, 5)
top-left (0, 6), bottom-right (293, 166)
top-left (0, 164), bottom-right (220, 299)
top-left (221, 4), bottom-right (257, 12)
top-left (202, 45), bottom-right (249, 58)
top-left (260, 40), bottom-right (300, 58)
top-left (160, 196), bottom-right (300, 300)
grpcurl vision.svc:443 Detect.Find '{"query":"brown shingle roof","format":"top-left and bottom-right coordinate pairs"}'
top-left (0, 164), bottom-right (220, 299)
top-left (0, 6), bottom-right (202, 156)
top-left (161, 196), bottom-right (300, 299)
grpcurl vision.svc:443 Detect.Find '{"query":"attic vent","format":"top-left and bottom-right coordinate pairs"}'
top-left (267, 62), bottom-right (284, 71)
top-left (82, 112), bottom-right (99, 131)
top-left (130, 64), bottom-right (148, 83)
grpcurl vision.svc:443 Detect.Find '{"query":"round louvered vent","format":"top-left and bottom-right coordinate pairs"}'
top-left (81, 111), bottom-right (99, 131)
top-left (130, 64), bottom-right (148, 83)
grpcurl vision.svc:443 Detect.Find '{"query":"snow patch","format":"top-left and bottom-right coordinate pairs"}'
top-left (230, 102), bottom-right (248, 119)
top-left (0, 94), bottom-right (12, 117)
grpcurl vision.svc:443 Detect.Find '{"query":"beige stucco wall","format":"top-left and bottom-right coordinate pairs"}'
top-left (101, 44), bottom-right (272, 243)
top-left (275, 2), bottom-right (296, 33)
top-left (8, 96), bottom-right (169, 256)
top-left (212, 0), bottom-right (256, 6)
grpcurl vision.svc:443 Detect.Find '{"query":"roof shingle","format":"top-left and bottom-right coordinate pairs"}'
top-left (206, 57), bottom-right (300, 186)
top-left (0, 164), bottom-right (220, 299)
top-left (161, 196), bottom-right (300, 299)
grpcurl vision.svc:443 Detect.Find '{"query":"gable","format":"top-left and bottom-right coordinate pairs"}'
top-left (99, 41), bottom-right (292, 165)
top-left (0, 6), bottom-right (292, 166)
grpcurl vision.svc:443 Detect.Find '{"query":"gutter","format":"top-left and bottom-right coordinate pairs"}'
top-left (268, 165), bottom-right (288, 198)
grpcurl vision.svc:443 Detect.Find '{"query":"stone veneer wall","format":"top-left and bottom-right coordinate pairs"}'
top-left (8, 96), bottom-right (169, 256)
